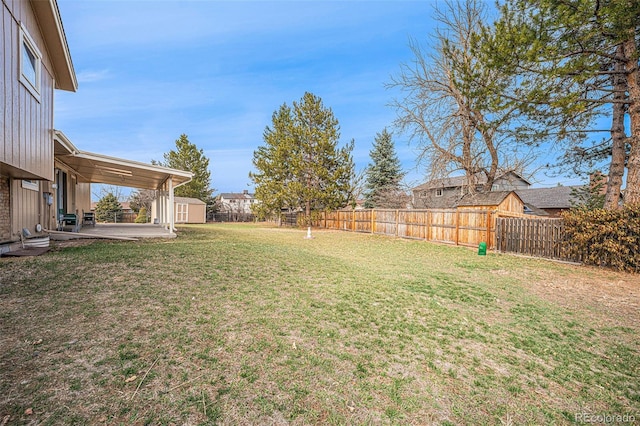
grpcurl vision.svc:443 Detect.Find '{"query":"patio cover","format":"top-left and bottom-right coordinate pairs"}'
top-left (54, 130), bottom-right (193, 232)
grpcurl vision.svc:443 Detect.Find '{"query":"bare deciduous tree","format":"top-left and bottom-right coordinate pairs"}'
top-left (388, 0), bottom-right (535, 193)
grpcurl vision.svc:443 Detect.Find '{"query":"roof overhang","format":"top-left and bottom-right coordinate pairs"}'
top-left (31, 0), bottom-right (77, 91)
top-left (54, 131), bottom-right (193, 190)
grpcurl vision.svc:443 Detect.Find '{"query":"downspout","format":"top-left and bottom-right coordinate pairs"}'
top-left (168, 178), bottom-right (174, 232)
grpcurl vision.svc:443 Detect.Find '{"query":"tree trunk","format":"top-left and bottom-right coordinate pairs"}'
top-left (624, 37), bottom-right (640, 205)
top-left (604, 43), bottom-right (628, 209)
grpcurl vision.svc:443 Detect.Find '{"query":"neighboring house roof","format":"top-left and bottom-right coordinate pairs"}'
top-left (219, 192), bottom-right (255, 200)
top-left (420, 191), bottom-right (522, 209)
top-left (31, 0), bottom-right (77, 91)
top-left (412, 171), bottom-right (530, 192)
top-left (457, 191), bottom-right (519, 207)
top-left (516, 186), bottom-right (582, 209)
top-left (175, 197), bottom-right (206, 205)
top-left (91, 201), bottom-right (133, 211)
top-left (422, 195), bottom-right (461, 209)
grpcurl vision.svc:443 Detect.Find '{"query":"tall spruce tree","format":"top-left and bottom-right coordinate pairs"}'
top-left (364, 129), bottom-right (405, 208)
top-left (250, 92), bottom-right (355, 234)
top-left (154, 134), bottom-right (215, 205)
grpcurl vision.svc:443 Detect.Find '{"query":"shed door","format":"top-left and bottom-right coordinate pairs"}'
top-left (177, 203), bottom-right (188, 223)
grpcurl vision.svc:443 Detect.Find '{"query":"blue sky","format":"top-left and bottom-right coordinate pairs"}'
top-left (54, 0), bottom-right (584, 198)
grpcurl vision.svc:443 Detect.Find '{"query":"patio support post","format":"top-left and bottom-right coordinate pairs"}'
top-left (160, 187), bottom-right (166, 228)
top-left (155, 189), bottom-right (161, 225)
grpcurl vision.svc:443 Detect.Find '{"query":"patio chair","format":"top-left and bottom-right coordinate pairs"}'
top-left (61, 213), bottom-right (80, 232)
top-left (83, 211), bottom-right (95, 227)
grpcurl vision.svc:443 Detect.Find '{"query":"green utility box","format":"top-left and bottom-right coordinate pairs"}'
top-left (478, 242), bottom-right (487, 256)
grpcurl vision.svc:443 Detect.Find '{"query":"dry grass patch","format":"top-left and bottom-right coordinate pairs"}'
top-left (1, 223), bottom-right (638, 425)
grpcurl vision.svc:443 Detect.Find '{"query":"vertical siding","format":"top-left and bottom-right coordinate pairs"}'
top-left (191, 204), bottom-right (201, 224)
top-left (76, 183), bottom-right (92, 215)
top-left (2, 0), bottom-right (60, 239)
top-left (1, 0), bottom-right (55, 181)
top-left (497, 193), bottom-right (524, 215)
top-left (190, 204), bottom-right (206, 223)
top-left (10, 178), bottom-right (41, 237)
top-left (2, 2), bottom-right (16, 164)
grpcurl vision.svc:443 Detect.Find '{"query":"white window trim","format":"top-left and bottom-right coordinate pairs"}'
top-left (22, 180), bottom-right (39, 191)
top-left (435, 188), bottom-right (443, 197)
top-left (19, 23), bottom-right (42, 102)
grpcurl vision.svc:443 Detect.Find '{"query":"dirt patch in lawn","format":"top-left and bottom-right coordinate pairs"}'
top-left (521, 263), bottom-right (639, 328)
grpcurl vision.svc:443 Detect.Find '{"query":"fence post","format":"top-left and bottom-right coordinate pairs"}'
top-left (352, 209), bottom-right (356, 231)
top-left (486, 210), bottom-right (492, 249)
top-left (495, 215), bottom-right (501, 252)
top-left (455, 209), bottom-right (460, 245)
top-left (372, 209), bottom-right (376, 234)
top-left (395, 210), bottom-right (399, 237)
top-left (426, 210), bottom-right (431, 241)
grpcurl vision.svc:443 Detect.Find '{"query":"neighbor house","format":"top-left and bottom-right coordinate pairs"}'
top-left (411, 172), bottom-right (531, 209)
top-left (515, 186), bottom-right (582, 217)
top-left (1, 0), bottom-right (193, 252)
top-left (218, 190), bottom-right (257, 214)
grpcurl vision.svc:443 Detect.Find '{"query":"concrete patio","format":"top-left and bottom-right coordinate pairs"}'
top-left (51, 223), bottom-right (177, 240)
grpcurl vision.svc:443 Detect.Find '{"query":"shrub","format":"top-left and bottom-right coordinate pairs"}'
top-left (135, 207), bottom-right (149, 223)
top-left (562, 204), bottom-right (640, 273)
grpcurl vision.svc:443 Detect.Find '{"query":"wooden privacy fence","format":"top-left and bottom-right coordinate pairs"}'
top-left (281, 209), bottom-right (578, 262)
top-left (313, 208), bottom-right (507, 249)
top-left (270, 208), bottom-right (586, 262)
top-left (495, 217), bottom-right (579, 262)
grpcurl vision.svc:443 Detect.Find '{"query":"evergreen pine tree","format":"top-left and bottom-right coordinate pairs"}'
top-left (154, 134), bottom-right (215, 205)
top-left (570, 173), bottom-right (606, 211)
top-left (251, 92), bottom-right (355, 231)
top-left (94, 192), bottom-right (122, 223)
top-left (364, 129), bottom-right (405, 208)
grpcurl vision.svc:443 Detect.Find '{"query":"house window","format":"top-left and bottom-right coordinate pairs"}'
top-left (19, 23), bottom-right (42, 101)
top-left (22, 180), bottom-right (39, 191)
top-left (435, 188), bottom-right (443, 197)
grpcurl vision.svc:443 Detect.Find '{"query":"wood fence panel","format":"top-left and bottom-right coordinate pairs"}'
top-left (456, 209), bottom-right (491, 247)
top-left (429, 209), bottom-right (457, 244)
top-left (496, 217), bottom-right (578, 262)
top-left (398, 210), bottom-right (429, 240)
top-left (337, 211), bottom-right (347, 231)
top-left (354, 210), bottom-right (372, 233)
top-left (374, 209), bottom-right (397, 236)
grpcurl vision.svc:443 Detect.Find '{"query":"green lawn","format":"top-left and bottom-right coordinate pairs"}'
top-left (1, 223), bottom-right (638, 425)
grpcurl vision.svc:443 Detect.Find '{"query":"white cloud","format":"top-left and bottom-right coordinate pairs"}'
top-left (76, 69), bottom-right (111, 83)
